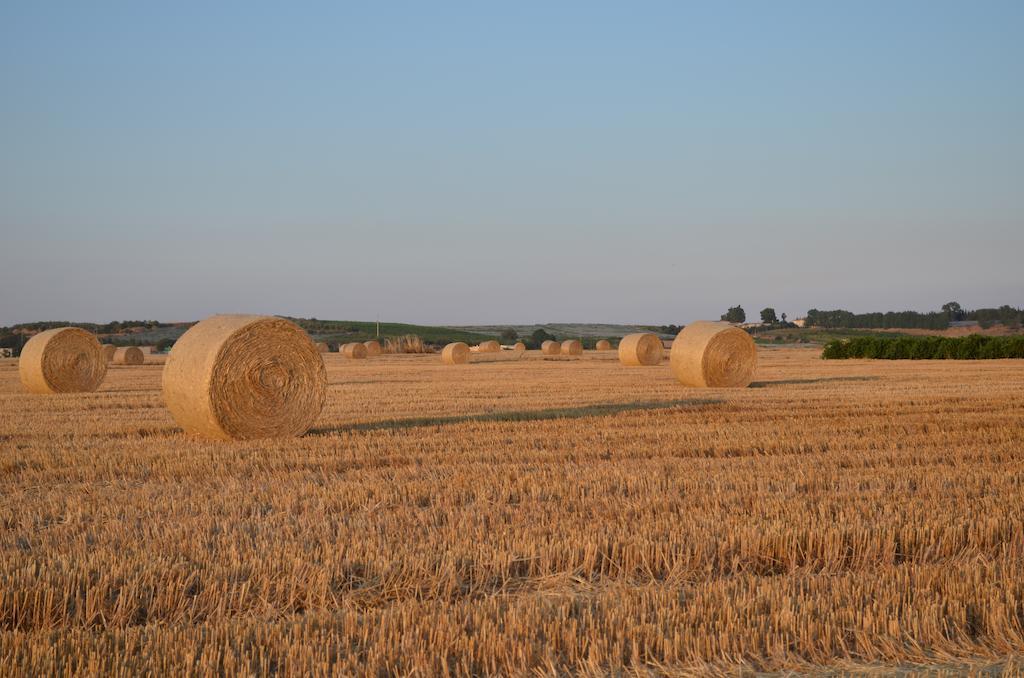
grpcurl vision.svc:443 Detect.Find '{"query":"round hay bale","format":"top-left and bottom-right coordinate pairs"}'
top-left (595, 339), bottom-right (612, 351)
top-left (342, 342), bottom-right (368, 359)
top-left (478, 340), bottom-right (500, 353)
top-left (670, 321), bottom-right (757, 388)
top-left (113, 346), bottom-right (145, 365)
top-left (618, 333), bottom-right (663, 366)
top-left (101, 344), bottom-right (117, 362)
top-left (162, 314), bottom-right (327, 440)
top-left (513, 341), bottom-right (527, 352)
top-left (363, 340), bottom-right (382, 356)
top-left (441, 342), bottom-right (470, 365)
top-left (541, 340), bottom-right (561, 356)
top-left (561, 339), bottom-right (582, 356)
top-left (315, 342), bottom-right (330, 353)
top-left (19, 327), bottom-right (107, 394)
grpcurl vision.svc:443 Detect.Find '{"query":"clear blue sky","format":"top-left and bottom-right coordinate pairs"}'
top-left (1, 1), bottom-right (1021, 326)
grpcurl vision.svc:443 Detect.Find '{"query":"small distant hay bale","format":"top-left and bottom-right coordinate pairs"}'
top-left (342, 342), bottom-right (368, 359)
top-left (561, 339), bottom-right (582, 356)
top-left (541, 340), bottom-right (561, 355)
top-left (478, 340), bottom-right (500, 353)
top-left (19, 327), bottom-right (107, 394)
top-left (670, 321), bottom-right (757, 388)
top-left (102, 344), bottom-right (117, 362)
top-left (364, 340), bottom-right (382, 356)
top-left (595, 339), bottom-right (612, 351)
top-left (113, 346), bottom-right (145, 365)
top-left (513, 341), bottom-right (526, 352)
top-left (162, 314), bottom-right (327, 440)
top-left (441, 342), bottom-right (470, 365)
top-left (315, 342), bottom-right (330, 353)
top-left (618, 333), bottom-right (663, 366)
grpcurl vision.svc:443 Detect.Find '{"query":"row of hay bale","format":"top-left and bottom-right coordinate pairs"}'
top-left (316, 340), bottom-right (383, 358)
top-left (444, 323), bottom-right (756, 388)
top-left (617, 325), bottom-right (757, 388)
top-left (19, 316), bottom-right (756, 441)
top-left (19, 329), bottom-right (149, 394)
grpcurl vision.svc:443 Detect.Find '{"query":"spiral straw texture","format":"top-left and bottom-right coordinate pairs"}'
top-left (342, 343), bottom-right (367, 359)
top-left (363, 340), bottom-right (382, 356)
top-left (113, 346), bottom-right (145, 365)
top-left (618, 333), bottom-right (663, 366)
top-left (441, 342), bottom-right (470, 365)
top-left (19, 327), bottom-right (107, 394)
top-left (541, 340), bottom-right (560, 356)
top-left (477, 340), bottom-right (500, 353)
top-left (101, 344), bottom-right (116, 362)
top-left (162, 315), bottom-right (327, 440)
top-left (670, 321), bottom-right (757, 388)
top-left (595, 339), bottom-right (612, 351)
top-left (561, 339), bottom-right (583, 356)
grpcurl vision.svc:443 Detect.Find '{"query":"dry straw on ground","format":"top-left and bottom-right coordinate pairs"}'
top-left (5, 348), bottom-right (1024, 675)
top-left (161, 314), bottom-right (327, 440)
top-left (113, 346), bottom-right (145, 365)
top-left (342, 343), bottom-right (367, 359)
top-left (478, 340), bottom-right (500, 353)
top-left (561, 339), bottom-right (583, 356)
top-left (363, 340), bottom-right (382, 357)
top-left (8, 347), bottom-right (1024, 675)
top-left (618, 333), bottom-right (663, 366)
top-left (384, 335), bottom-right (429, 354)
top-left (441, 342), bottom-right (470, 365)
top-left (670, 321), bottom-right (757, 387)
top-left (541, 340), bottom-right (560, 356)
top-left (18, 327), bottom-right (107, 394)
top-left (101, 344), bottom-right (116, 362)
top-left (315, 342), bottom-right (330, 353)
top-left (595, 339), bottom-right (612, 351)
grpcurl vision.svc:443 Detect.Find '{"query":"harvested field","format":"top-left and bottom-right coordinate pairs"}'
top-left (2, 347), bottom-right (1023, 674)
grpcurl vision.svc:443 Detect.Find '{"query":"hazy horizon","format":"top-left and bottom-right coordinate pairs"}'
top-left (2, 2), bottom-right (1021, 327)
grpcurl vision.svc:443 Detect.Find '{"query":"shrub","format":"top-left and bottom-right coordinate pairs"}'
top-left (822, 334), bottom-right (1024, 360)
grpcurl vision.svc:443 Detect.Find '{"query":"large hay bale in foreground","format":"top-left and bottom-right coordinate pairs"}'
top-left (342, 342), bottom-right (367, 359)
top-left (618, 333), bottom-right (663, 366)
top-left (670, 322), bottom-right (757, 388)
top-left (561, 339), bottom-right (583, 356)
top-left (19, 327), bottom-right (107, 394)
top-left (364, 340), bottom-right (382, 356)
top-left (541, 340), bottom-right (560, 356)
top-left (315, 342), bottom-right (330, 353)
top-left (441, 342), bottom-right (470, 365)
top-left (162, 315), bottom-right (327, 440)
top-left (595, 339), bottom-right (612, 351)
top-left (101, 344), bottom-right (116, 362)
top-left (113, 346), bottom-right (145, 365)
top-left (478, 340), bottom-right (500, 353)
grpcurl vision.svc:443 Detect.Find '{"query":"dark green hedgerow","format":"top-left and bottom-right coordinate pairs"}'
top-left (822, 335), bottom-right (1024, 360)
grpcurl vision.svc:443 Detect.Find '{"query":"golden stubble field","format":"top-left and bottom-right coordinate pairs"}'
top-left (2, 347), bottom-right (1023, 675)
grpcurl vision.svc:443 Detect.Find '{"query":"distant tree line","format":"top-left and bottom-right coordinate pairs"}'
top-left (806, 303), bottom-right (1024, 330)
top-left (822, 335), bottom-right (1024, 360)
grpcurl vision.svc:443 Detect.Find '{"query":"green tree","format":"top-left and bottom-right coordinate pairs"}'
top-left (500, 328), bottom-right (518, 341)
top-left (760, 307), bottom-right (778, 324)
top-left (942, 301), bottom-right (963, 321)
top-left (721, 305), bottom-right (746, 323)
